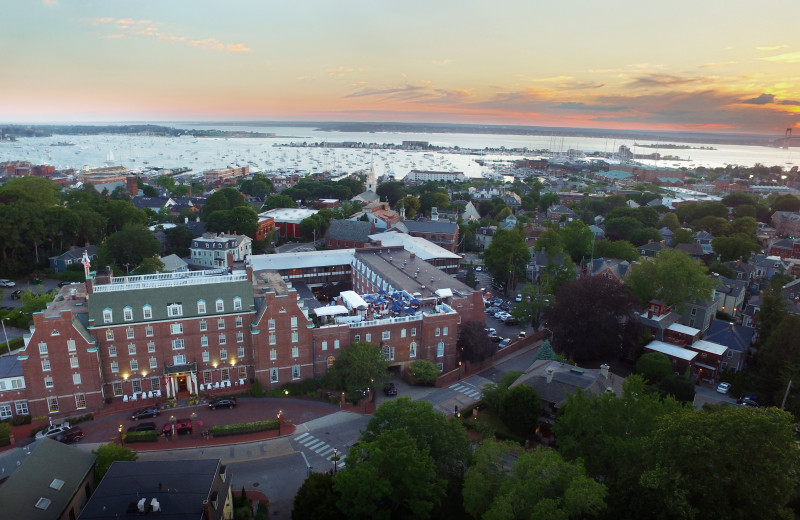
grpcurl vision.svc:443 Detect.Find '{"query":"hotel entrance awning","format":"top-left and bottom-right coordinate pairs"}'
top-left (164, 362), bottom-right (198, 376)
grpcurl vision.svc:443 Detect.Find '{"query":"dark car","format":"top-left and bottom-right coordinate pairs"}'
top-left (131, 406), bottom-right (161, 420)
top-left (10, 290), bottom-right (22, 300)
top-left (208, 397), bottom-right (237, 409)
top-left (490, 335), bottom-right (504, 343)
top-left (127, 421), bottom-right (157, 433)
top-left (738, 397), bottom-right (760, 407)
top-left (53, 426), bottom-right (84, 444)
top-left (162, 418), bottom-right (192, 436)
top-left (383, 382), bottom-right (397, 396)
top-left (58, 281), bottom-right (79, 287)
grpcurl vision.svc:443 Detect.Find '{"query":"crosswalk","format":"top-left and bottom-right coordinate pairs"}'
top-left (449, 382), bottom-right (482, 400)
top-left (293, 432), bottom-right (345, 469)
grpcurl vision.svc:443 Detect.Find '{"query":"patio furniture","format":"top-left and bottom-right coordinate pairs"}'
top-left (199, 383), bottom-right (205, 391)
top-left (131, 393), bottom-right (138, 401)
top-left (122, 395), bottom-right (129, 402)
top-left (239, 378), bottom-right (245, 386)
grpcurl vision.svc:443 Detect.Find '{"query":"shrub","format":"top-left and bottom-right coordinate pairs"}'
top-left (125, 430), bottom-right (159, 443)
top-left (211, 419), bottom-right (279, 437)
top-left (66, 412), bottom-right (94, 425)
top-left (10, 414), bottom-right (31, 426)
top-left (250, 379), bottom-right (263, 397)
top-left (255, 501), bottom-right (269, 520)
top-left (0, 421), bottom-right (11, 447)
top-left (408, 359), bottom-right (440, 385)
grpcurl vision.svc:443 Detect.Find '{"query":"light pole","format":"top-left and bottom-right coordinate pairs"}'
top-left (277, 410), bottom-right (282, 436)
top-left (1, 318), bottom-right (10, 355)
top-left (118, 424), bottom-right (124, 446)
top-left (332, 448), bottom-right (338, 473)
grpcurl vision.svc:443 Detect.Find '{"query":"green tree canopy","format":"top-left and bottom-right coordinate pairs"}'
top-left (593, 239), bottom-right (640, 262)
top-left (92, 443), bottom-right (138, 480)
top-left (635, 352), bottom-right (673, 384)
top-left (626, 249), bottom-right (715, 312)
top-left (458, 320), bottom-right (496, 363)
top-left (292, 473), bottom-right (345, 520)
top-left (325, 341), bottom-right (389, 393)
top-left (261, 194), bottom-right (298, 211)
top-left (483, 228), bottom-right (530, 291)
top-left (408, 359), bottom-right (440, 385)
top-left (99, 224), bottom-right (161, 269)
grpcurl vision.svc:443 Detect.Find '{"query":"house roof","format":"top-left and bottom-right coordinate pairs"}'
top-left (392, 220), bottom-right (458, 234)
top-left (250, 249), bottom-right (356, 272)
top-left (645, 340), bottom-right (698, 361)
top-left (0, 353), bottom-right (23, 378)
top-left (639, 242), bottom-right (665, 252)
top-left (0, 438), bottom-right (96, 520)
top-left (160, 254), bottom-right (188, 272)
top-left (667, 323), bottom-right (700, 337)
top-left (509, 360), bottom-right (624, 408)
top-left (50, 245), bottom-right (98, 262)
top-left (691, 339), bottom-right (728, 356)
top-left (704, 320), bottom-right (754, 352)
top-left (325, 219), bottom-right (374, 243)
top-left (675, 242), bottom-right (705, 257)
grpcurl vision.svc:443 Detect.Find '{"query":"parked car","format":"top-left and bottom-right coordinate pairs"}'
top-left (519, 331), bottom-right (527, 338)
top-left (498, 338), bottom-right (512, 349)
top-left (515, 293), bottom-right (523, 302)
top-left (0, 279), bottom-right (15, 288)
top-left (485, 328), bottom-right (497, 336)
top-left (131, 406), bottom-right (161, 420)
top-left (504, 316), bottom-right (519, 325)
top-left (35, 422), bottom-right (72, 440)
top-left (383, 382), bottom-right (398, 396)
top-left (738, 397), bottom-right (760, 407)
top-left (490, 335), bottom-right (504, 343)
top-left (716, 382), bottom-right (731, 394)
top-left (10, 290), bottom-right (22, 300)
top-left (53, 426), bottom-right (84, 444)
top-left (58, 281), bottom-right (80, 287)
top-left (162, 418), bottom-right (193, 436)
top-left (127, 421), bottom-right (157, 433)
top-left (208, 397), bottom-right (237, 409)
top-left (475, 266), bottom-right (482, 272)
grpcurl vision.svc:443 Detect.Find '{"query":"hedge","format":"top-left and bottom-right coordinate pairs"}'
top-left (125, 430), bottom-right (159, 443)
top-left (0, 421), bottom-right (11, 447)
top-left (211, 419), bottom-right (279, 438)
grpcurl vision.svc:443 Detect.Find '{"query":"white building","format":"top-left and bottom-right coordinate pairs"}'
top-left (190, 232), bottom-right (252, 268)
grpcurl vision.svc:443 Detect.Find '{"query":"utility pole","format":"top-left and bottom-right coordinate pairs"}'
top-left (781, 380), bottom-right (792, 409)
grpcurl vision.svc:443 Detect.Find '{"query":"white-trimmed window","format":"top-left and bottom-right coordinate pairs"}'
top-left (75, 393), bottom-right (86, 409)
top-left (0, 404), bottom-right (10, 420)
top-left (269, 334), bottom-right (276, 345)
top-left (216, 298), bottom-right (224, 312)
top-left (47, 397), bottom-right (59, 413)
top-left (126, 327), bottom-right (134, 339)
top-left (409, 341), bottom-right (417, 358)
top-left (236, 316), bottom-right (243, 328)
top-left (149, 357), bottom-right (157, 369)
top-left (292, 365), bottom-right (301, 380)
top-left (354, 334), bottom-right (360, 342)
top-left (201, 335), bottom-right (209, 347)
top-left (15, 401), bottom-right (28, 415)
top-left (321, 340), bottom-right (328, 351)
top-left (435, 328), bottom-right (441, 337)
top-left (67, 339), bottom-right (76, 352)
top-left (72, 373), bottom-right (81, 385)
top-left (111, 361), bottom-right (119, 373)
top-left (106, 329), bottom-right (114, 341)
top-left (70, 356), bottom-right (79, 369)
top-left (123, 306), bottom-right (133, 321)
top-left (270, 368), bottom-right (279, 383)
top-left (290, 316), bottom-right (298, 328)
top-left (130, 359), bottom-right (138, 371)
top-left (401, 329), bottom-right (407, 338)
top-left (38, 342), bottom-right (48, 355)
top-left (411, 327), bottom-right (417, 337)
top-left (270, 349), bottom-right (277, 360)
top-left (197, 300), bottom-right (207, 314)
top-left (443, 327), bottom-right (448, 336)
top-left (113, 381), bottom-right (123, 396)
top-left (41, 359), bottom-right (51, 372)
top-left (147, 341), bottom-right (155, 353)
top-left (174, 354), bottom-right (186, 365)
top-left (109, 345), bottom-right (117, 357)
top-left (437, 341), bottom-right (445, 358)
top-left (44, 375), bottom-right (53, 388)
top-left (168, 303), bottom-right (183, 317)
top-left (291, 331), bottom-right (298, 343)
top-left (268, 318), bottom-right (275, 330)
top-left (200, 320), bottom-right (207, 331)
top-left (103, 309), bottom-right (113, 324)
top-left (292, 346), bottom-right (299, 358)
top-left (172, 339), bottom-right (185, 350)
top-left (132, 379), bottom-right (142, 394)
top-left (202, 350), bottom-right (210, 362)
top-left (143, 305), bottom-right (153, 319)
top-left (237, 346), bottom-right (245, 358)
top-left (237, 332), bottom-right (244, 343)
top-left (170, 323), bottom-right (183, 334)
top-left (233, 297), bottom-right (242, 311)
top-left (218, 318), bottom-right (225, 329)
top-left (365, 333), bottom-right (371, 343)
top-left (220, 348), bottom-right (228, 360)
top-left (146, 325), bottom-right (154, 337)
top-left (327, 356), bottom-right (335, 368)
top-left (437, 362), bottom-right (443, 372)
top-left (219, 334), bottom-right (227, 345)
top-left (128, 344), bottom-right (136, 355)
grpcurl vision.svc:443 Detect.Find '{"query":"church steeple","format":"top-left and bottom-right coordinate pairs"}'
top-left (366, 156), bottom-right (377, 193)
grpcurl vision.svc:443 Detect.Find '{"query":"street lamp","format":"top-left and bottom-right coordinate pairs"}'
top-left (332, 448), bottom-right (339, 473)
top-left (118, 424), bottom-right (124, 446)
top-left (1, 318), bottom-right (10, 355)
top-left (277, 410), bottom-right (282, 436)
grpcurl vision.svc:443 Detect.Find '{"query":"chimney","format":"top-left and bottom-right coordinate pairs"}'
top-left (600, 364), bottom-right (609, 379)
top-left (546, 368), bottom-right (554, 383)
top-left (203, 500), bottom-right (212, 519)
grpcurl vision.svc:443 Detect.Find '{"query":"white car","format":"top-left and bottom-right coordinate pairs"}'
top-left (515, 294), bottom-right (523, 302)
top-left (716, 382), bottom-right (731, 394)
top-left (35, 422), bottom-right (72, 440)
top-left (0, 279), bottom-right (15, 288)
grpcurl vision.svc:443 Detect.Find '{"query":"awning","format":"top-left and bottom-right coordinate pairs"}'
top-left (313, 305), bottom-right (349, 317)
top-left (694, 362), bottom-right (717, 371)
top-left (164, 362), bottom-right (198, 375)
top-left (435, 288), bottom-right (453, 298)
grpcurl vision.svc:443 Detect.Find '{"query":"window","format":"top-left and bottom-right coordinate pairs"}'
top-left (111, 361), bottom-right (119, 373)
top-left (291, 331), bottom-right (298, 343)
top-left (437, 341), bottom-right (445, 358)
top-left (437, 362), bottom-right (444, 372)
top-left (41, 359), bottom-right (51, 372)
top-left (150, 376), bottom-right (161, 390)
top-left (382, 345), bottom-right (395, 361)
top-left (132, 379), bottom-right (142, 394)
top-left (218, 318), bottom-right (225, 329)
top-left (197, 300), bottom-right (207, 314)
top-left (72, 373), bottom-right (81, 385)
top-left (334, 339), bottom-right (340, 350)
top-left (202, 371), bottom-right (212, 384)
top-left (106, 329), bottom-right (114, 341)
top-left (220, 349), bottom-right (228, 360)
top-left (365, 333), bottom-right (371, 343)
top-left (172, 339), bottom-right (185, 350)
top-left (321, 340), bottom-right (328, 351)
top-left (70, 356), bottom-right (79, 369)
top-left (15, 401), bottom-right (28, 415)
top-left (435, 327), bottom-right (441, 337)
top-left (38, 342), bottom-right (48, 355)
top-left (236, 316), bottom-right (243, 328)
top-left (216, 298), bottom-right (224, 312)
top-left (44, 375), bottom-right (53, 388)
top-left (113, 382), bottom-right (122, 396)
top-left (147, 341), bottom-right (155, 353)
top-left (199, 320), bottom-right (207, 332)
top-left (269, 334), bottom-right (276, 345)
top-left (237, 332), bottom-right (244, 343)
top-left (443, 327), bottom-right (448, 336)
top-left (237, 346), bottom-right (245, 358)
top-left (233, 297), bottom-right (242, 311)
top-left (103, 309), bottom-right (112, 324)
top-left (382, 331), bottom-right (391, 340)
top-left (173, 354), bottom-right (186, 365)
top-left (270, 368), bottom-right (279, 383)
top-left (47, 397), bottom-right (59, 413)
top-left (128, 344), bottom-right (136, 355)
top-left (67, 339), bottom-right (76, 352)
top-left (0, 404), bottom-right (10, 420)
top-left (270, 349), bottom-right (277, 360)
top-left (411, 327), bottom-right (417, 337)
top-left (292, 365), bottom-right (301, 380)
top-left (221, 368), bottom-right (230, 381)
top-left (290, 316), bottom-right (298, 328)
top-left (167, 303), bottom-right (183, 317)
top-left (149, 357), bottom-right (157, 369)
top-left (126, 327), bottom-right (134, 339)
top-left (170, 323), bottom-right (183, 334)
top-left (238, 366), bottom-right (247, 380)
top-left (109, 345), bottom-right (117, 357)
top-left (202, 350), bottom-right (210, 362)
top-left (268, 318), bottom-right (275, 330)
top-left (409, 342), bottom-right (417, 358)
top-left (292, 346), bottom-right (299, 358)
top-left (146, 325), bottom-right (154, 337)
top-left (354, 334), bottom-right (360, 342)
top-left (130, 359), bottom-right (139, 371)
top-left (401, 329), bottom-right (407, 338)
top-left (691, 308), bottom-right (697, 316)
top-left (123, 306), bottom-right (133, 321)
top-left (219, 334), bottom-right (227, 345)
top-left (143, 305), bottom-right (152, 320)
top-left (200, 335), bottom-right (209, 347)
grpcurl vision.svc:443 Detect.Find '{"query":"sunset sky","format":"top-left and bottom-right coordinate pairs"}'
top-left (3, 0), bottom-right (800, 134)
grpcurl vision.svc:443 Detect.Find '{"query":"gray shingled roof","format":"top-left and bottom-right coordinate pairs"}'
top-left (325, 219), bottom-right (373, 243)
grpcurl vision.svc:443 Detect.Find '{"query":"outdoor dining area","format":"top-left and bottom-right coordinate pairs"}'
top-left (314, 289), bottom-right (440, 326)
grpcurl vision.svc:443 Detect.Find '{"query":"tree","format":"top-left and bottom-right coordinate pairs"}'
top-left (463, 443), bottom-right (606, 520)
top-left (635, 352), bottom-right (673, 384)
top-left (539, 192), bottom-right (560, 211)
top-left (511, 283), bottom-right (548, 330)
top-left (376, 181), bottom-right (405, 207)
top-left (464, 264), bottom-right (477, 289)
top-left (543, 277), bottom-right (641, 362)
top-left (626, 249), bottom-right (715, 312)
top-left (755, 314), bottom-right (800, 407)
top-left (658, 212), bottom-right (680, 231)
top-left (292, 473), bottom-right (345, 520)
top-left (483, 228), bottom-right (530, 292)
top-left (756, 281), bottom-right (789, 348)
top-left (325, 341), bottom-right (389, 392)
top-left (641, 406), bottom-right (800, 520)
top-left (334, 429), bottom-right (442, 520)
top-left (711, 234), bottom-right (761, 262)
top-left (593, 239), bottom-right (640, 262)
top-left (398, 195), bottom-right (420, 219)
top-left (100, 224), bottom-right (161, 269)
top-left (163, 225), bottom-right (194, 257)
top-left (498, 384), bottom-right (540, 435)
top-left (458, 321), bottom-right (496, 363)
top-left (261, 194), bottom-right (297, 211)
top-left (560, 220), bottom-right (593, 262)
top-left (136, 256), bottom-right (165, 274)
top-left (481, 371), bottom-right (523, 413)
top-left (93, 443), bottom-right (138, 480)
top-left (408, 359), bottom-right (440, 385)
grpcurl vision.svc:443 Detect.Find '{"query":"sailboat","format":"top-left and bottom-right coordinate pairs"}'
top-left (105, 149), bottom-right (115, 165)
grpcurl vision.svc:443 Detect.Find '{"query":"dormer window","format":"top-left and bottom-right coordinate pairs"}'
top-left (167, 303), bottom-right (183, 317)
top-left (198, 300), bottom-right (207, 314)
top-left (142, 305), bottom-right (153, 320)
top-left (123, 306), bottom-right (133, 321)
top-left (103, 308), bottom-right (113, 324)
top-left (216, 298), bottom-right (224, 312)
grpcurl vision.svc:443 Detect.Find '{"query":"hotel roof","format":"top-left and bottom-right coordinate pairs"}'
top-left (368, 232), bottom-right (461, 260)
top-left (258, 207), bottom-right (319, 223)
top-left (249, 249), bottom-right (356, 271)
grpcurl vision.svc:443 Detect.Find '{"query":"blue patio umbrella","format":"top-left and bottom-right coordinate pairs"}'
top-left (378, 289), bottom-right (387, 295)
top-left (410, 299), bottom-right (421, 305)
top-left (391, 301), bottom-right (403, 312)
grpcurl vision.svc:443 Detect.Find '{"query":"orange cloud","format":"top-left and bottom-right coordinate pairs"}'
top-left (86, 17), bottom-right (249, 53)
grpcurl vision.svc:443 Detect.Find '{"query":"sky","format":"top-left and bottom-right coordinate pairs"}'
top-left (2, 0), bottom-right (800, 135)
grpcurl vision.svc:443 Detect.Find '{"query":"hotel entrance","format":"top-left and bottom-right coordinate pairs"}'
top-left (177, 375), bottom-right (188, 393)
top-left (163, 362), bottom-right (199, 399)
